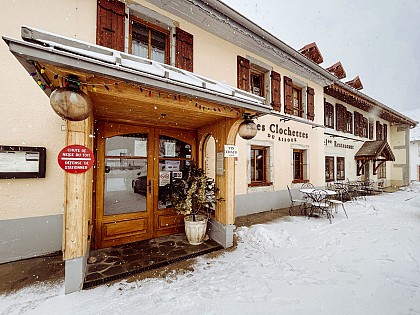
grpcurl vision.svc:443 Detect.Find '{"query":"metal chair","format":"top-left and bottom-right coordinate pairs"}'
top-left (287, 185), bottom-right (307, 216)
top-left (309, 189), bottom-right (333, 223)
top-left (328, 197), bottom-right (348, 219)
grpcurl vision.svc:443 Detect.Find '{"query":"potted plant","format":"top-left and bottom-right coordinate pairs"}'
top-left (167, 164), bottom-right (217, 245)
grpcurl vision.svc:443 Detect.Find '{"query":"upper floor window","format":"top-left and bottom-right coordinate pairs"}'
top-left (376, 121), bottom-right (383, 140)
top-left (292, 86), bottom-right (303, 117)
top-left (97, 1), bottom-right (194, 71)
top-left (361, 117), bottom-right (368, 138)
top-left (346, 111), bottom-right (353, 133)
top-left (324, 102), bottom-right (334, 128)
top-left (284, 77), bottom-right (315, 121)
top-left (130, 19), bottom-right (169, 64)
top-left (250, 70), bottom-right (264, 97)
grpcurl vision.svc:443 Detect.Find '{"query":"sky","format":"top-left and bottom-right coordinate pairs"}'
top-left (221, 0), bottom-right (420, 118)
top-left (1, 183), bottom-right (419, 314)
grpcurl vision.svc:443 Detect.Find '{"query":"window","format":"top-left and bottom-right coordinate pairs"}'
top-left (324, 102), bottom-right (334, 128)
top-left (293, 149), bottom-right (308, 182)
top-left (250, 70), bottom-right (264, 97)
top-left (250, 146), bottom-right (268, 185)
top-left (368, 118), bottom-right (374, 139)
top-left (284, 76), bottom-right (315, 121)
top-left (336, 157), bottom-right (345, 180)
top-left (130, 19), bottom-right (169, 64)
top-left (346, 111), bottom-right (353, 133)
top-left (377, 162), bottom-right (386, 179)
top-left (336, 103), bottom-right (347, 132)
top-left (362, 117), bottom-right (368, 138)
top-left (237, 56), bottom-right (270, 99)
top-left (325, 156), bottom-right (334, 182)
top-left (292, 86), bottom-right (303, 117)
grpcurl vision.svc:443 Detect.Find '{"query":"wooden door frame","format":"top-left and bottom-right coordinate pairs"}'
top-left (94, 122), bottom-right (198, 248)
top-left (152, 128), bottom-right (197, 237)
top-left (94, 122), bottom-right (155, 249)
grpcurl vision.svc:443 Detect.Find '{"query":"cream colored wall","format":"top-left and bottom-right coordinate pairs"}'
top-left (0, 0), bottom-right (96, 220)
top-left (235, 116), bottom-right (325, 195)
top-left (390, 124), bottom-right (409, 185)
top-left (324, 95), bottom-right (397, 182)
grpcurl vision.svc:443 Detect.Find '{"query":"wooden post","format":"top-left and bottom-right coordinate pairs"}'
top-left (62, 116), bottom-right (94, 260)
top-left (198, 118), bottom-right (241, 226)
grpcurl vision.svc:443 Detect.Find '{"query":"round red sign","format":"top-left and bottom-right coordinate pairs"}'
top-left (58, 145), bottom-right (94, 173)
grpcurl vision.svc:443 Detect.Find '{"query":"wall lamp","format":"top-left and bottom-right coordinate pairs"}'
top-left (238, 113), bottom-right (258, 140)
top-left (50, 76), bottom-right (92, 121)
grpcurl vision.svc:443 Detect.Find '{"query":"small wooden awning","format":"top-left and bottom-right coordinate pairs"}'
top-left (355, 140), bottom-right (395, 175)
top-left (354, 140), bottom-right (395, 161)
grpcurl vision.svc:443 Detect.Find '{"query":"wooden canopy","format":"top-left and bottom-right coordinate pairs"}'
top-left (355, 140), bottom-right (395, 161)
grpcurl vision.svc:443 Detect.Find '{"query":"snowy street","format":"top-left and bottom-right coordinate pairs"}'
top-left (1, 184), bottom-right (419, 315)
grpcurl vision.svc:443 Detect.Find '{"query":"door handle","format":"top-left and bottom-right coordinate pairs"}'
top-left (147, 180), bottom-right (152, 193)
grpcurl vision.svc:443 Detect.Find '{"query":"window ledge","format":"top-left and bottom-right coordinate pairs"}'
top-left (292, 179), bottom-right (309, 184)
top-left (248, 182), bottom-right (273, 187)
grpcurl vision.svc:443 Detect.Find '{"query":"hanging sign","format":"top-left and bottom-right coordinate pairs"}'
top-left (58, 145), bottom-right (94, 173)
top-left (224, 145), bottom-right (238, 158)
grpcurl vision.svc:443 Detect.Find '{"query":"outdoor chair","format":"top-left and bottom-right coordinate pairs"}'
top-left (372, 179), bottom-right (385, 194)
top-left (328, 196), bottom-right (348, 219)
top-left (287, 185), bottom-right (307, 216)
top-left (309, 189), bottom-right (333, 224)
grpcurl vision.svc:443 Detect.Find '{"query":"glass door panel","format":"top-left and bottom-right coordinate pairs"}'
top-left (157, 135), bottom-right (192, 210)
top-left (104, 134), bottom-right (148, 215)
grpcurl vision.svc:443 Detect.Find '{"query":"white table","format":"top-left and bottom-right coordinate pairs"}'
top-left (299, 188), bottom-right (337, 196)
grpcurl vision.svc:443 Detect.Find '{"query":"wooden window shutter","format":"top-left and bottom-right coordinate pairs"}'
top-left (369, 118), bottom-right (374, 139)
top-left (376, 121), bottom-right (382, 140)
top-left (237, 56), bottom-right (250, 92)
top-left (354, 111), bottom-right (359, 136)
top-left (175, 28), bottom-right (193, 72)
top-left (335, 104), bottom-right (345, 132)
top-left (270, 70), bottom-right (281, 111)
top-left (284, 76), bottom-right (293, 114)
top-left (383, 124), bottom-right (388, 140)
top-left (97, 0), bottom-right (125, 52)
top-left (307, 87), bottom-right (315, 121)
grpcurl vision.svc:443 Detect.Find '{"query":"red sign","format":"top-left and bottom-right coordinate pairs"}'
top-left (58, 145), bottom-right (94, 173)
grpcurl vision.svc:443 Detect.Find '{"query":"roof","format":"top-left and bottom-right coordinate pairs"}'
top-left (144, 0), bottom-right (336, 86)
top-left (354, 141), bottom-right (395, 161)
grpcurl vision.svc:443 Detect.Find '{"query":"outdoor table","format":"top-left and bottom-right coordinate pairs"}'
top-left (299, 188), bottom-right (337, 221)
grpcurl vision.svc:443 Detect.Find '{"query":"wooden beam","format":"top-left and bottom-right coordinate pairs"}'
top-left (63, 114), bottom-right (94, 260)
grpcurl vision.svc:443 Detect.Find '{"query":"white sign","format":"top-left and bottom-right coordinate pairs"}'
top-left (134, 140), bottom-right (147, 157)
top-left (172, 171), bottom-right (183, 179)
top-left (165, 160), bottom-right (180, 171)
top-left (224, 145), bottom-right (238, 158)
top-left (159, 171), bottom-right (171, 186)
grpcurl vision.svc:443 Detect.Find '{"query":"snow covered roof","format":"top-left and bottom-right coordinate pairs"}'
top-left (3, 26), bottom-right (270, 114)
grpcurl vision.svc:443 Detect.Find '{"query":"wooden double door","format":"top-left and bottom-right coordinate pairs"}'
top-left (95, 122), bottom-right (196, 249)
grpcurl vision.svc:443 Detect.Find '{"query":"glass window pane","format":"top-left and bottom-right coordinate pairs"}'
top-left (159, 135), bottom-right (191, 158)
top-left (104, 158), bottom-right (147, 215)
top-left (106, 134), bottom-right (148, 157)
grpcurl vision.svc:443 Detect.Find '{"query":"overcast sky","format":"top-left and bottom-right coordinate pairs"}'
top-left (221, 0), bottom-right (420, 118)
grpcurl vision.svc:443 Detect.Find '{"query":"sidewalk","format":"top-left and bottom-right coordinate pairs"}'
top-left (0, 206), bottom-right (292, 295)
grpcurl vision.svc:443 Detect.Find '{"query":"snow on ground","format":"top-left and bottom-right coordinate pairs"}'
top-left (1, 183), bottom-right (420, 315)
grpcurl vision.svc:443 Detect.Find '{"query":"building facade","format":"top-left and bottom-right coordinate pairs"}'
top-left (1, 0), bottom-right (416, 293)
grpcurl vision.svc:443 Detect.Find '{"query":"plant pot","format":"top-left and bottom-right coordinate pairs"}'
top-left (184, 214), bottom-right (208, 245)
